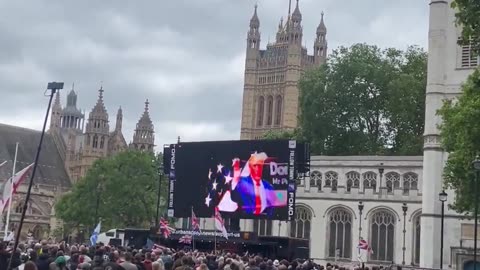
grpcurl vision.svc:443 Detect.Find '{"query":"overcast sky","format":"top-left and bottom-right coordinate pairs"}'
top-left (0, 0), bottom-right (429, 150)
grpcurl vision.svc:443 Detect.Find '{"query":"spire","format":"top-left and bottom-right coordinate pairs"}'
top-left (115, 106), bottom-right (123, 131)
top-left (131, 99), bottom-right (155, 152)
top-left (92, 86), bottom-right (107, 114)
top-left (249, 4), bottom-right (260, 28)
top-left (317, 11), bottom-right (327, 34)
top-left (288, 0), bottom-right (292, 17)
top-left (292, 0), bottom-right (302, 21)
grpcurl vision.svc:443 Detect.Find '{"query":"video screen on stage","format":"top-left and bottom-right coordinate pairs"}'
top-left (164, 140), bottom-right (299, 221)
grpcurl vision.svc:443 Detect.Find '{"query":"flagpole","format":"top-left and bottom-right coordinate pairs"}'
top-left (214, 217), bottom-right (217, 254)
top-left (191, 206), bottom-right (195, 251)
top-left (4, 142), bottom-right (18, 239)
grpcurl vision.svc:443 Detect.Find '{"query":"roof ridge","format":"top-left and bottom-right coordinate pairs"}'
top-left (0, 123), bottom-right (43, 134)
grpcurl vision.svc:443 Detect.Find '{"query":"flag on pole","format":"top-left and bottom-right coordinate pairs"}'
top-left (191, 209), bottom-right (201, 232)
top-left (3, 231), bottom-right (14, 242)
top-left (90, 221), bottom-right (101, 246)
top-left (179, 235), bottom-right (192, 244)
top-left (0, 163), bottom-right (34, 213)
top-left (214, 207), bottom-right (228, 239)
top-left (358, 238), bottom-right (373, 253)
top-left (159, 218), bottom-right (175, 238)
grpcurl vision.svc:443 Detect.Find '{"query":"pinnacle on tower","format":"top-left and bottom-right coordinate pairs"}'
top-left (317, 11), bottom-right (327, 34)
top-left (115, 106), bottom-right (123, 131)
top-left (250, 4), bottom-right (260, 28)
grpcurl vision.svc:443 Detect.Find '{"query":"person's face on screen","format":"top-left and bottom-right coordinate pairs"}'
top-left (249, 161), bottom-right (263, 181)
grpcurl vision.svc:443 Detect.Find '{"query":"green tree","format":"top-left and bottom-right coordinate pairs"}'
top-left (452, 0), bottom-right (480, 54)
top-left (262, 129), bottom-right (300, 140)
top-left (55, 150), bottom-right (167, 231)
top-left (438, 69), bottom-right (480, 213)
top-left (299, 44), bottom-right (427, 155)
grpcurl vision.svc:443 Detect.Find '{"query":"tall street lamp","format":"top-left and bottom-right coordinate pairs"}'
top-left (472, 157), bottom-right (480, 270)
top-left (156, 162), bottom-right (164, 226)
top-left (439, 190), bottom-right (448, 269)
top-left (358, 202), bottom-right (365, 270)
top-left (402, 203), bottom-right (408, 265)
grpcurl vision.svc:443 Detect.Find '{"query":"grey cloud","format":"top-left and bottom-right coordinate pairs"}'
top-left (0, 0), bottom-right (428, 148)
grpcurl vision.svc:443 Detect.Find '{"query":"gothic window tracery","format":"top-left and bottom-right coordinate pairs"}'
top-left (412, 213), bottom-right (421, 265)
top-left (266, 96), bottom-right (273, 125)
top-left (403, 172), bottom-right (418, 195)
top-left (257, 96), bottom-right (265, 127)
top-left (100, 136), bottom-right (105, 149)
top-left (324, 171), bottom-right (338, 192)
top-left (385, 172), bottom-right (400, 193)
top-left (363, 171), bottom-right (377, 192)
top-left (274, 96), bottom-right (282, 126)
top-left (93, 135), bottom-right (99, 148)
top-left (370, 210), bottom-right (396, 262)
top-left (346, 171), bottom-right (360, 192)
top-left (310, 171), bottom-right (321, 188)
top-left (327, 208), bottom-right (352, 259)
top-left (290, 206), bottom-right (312, 239)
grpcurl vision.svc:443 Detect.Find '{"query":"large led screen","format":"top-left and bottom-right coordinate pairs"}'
top-left (165, 140), bottom-right (298, 221)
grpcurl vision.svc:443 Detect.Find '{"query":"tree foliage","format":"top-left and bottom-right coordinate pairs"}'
top-left (438, 69), bottom-right (480, 213)
top-left (299, 44), bottom-right (427, 155)
top-left (452, 0), bottom-right (480, 54)
top-left (262, 129), bottom-right (300, 140)
top-left (55, 150), bottom-right (167, 231)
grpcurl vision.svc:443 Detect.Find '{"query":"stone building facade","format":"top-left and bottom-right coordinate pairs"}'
top-left (49, 86), bottom-right (155, 183)
top-left (240, 0), bottom-right (327, 139)
top-left (0, 84), bottom-right (156, 240)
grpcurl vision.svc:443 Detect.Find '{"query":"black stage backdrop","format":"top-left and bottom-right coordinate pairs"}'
top-left (166, 140), bottom-right (297, 221)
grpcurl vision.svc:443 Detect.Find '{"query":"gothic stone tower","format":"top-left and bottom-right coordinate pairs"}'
top-left (421, 0), bottom-right (477, 268)
top-left (130, 99), bottom-right (155, 152)
top-left (240, 0), bottom-right (327, 140)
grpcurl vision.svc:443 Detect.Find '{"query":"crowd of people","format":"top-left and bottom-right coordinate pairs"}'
top-left (0, 240), bottom-right (390, 270)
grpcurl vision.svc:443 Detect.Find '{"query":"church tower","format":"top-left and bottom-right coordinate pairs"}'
top-left (240, 0), bottom-right (327, 139)
top-left (314, 12), bottom-right (328, 66)
top-left (130, 100), bottom-right (155, 152)
top-left (83, 87), bottom-right (110, 157)
top-left (61, 84), bottom-right (84, 132)
top-left (108, 106), bottom-right (128, 155)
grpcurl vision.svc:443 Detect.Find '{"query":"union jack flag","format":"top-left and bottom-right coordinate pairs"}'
top-left (191, 209), bottom-right (201, 231)
top-left (358, 238), bottom-right (373, 254)
top-left (159, 218), bottom-right (175, 238)
top-left (179, 235), bottom-right (192, 244)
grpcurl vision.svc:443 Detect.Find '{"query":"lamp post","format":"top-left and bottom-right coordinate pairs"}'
top-left (378, 163), bottom-right (384, 196)
top-left (7, 82), bottom-right (64, 270)
top-left (402, 203), bottom-right (408, 265)
top-left (155, 161), bottom-right (164, 226)
top-left (358, 202), bottom-right (365, 270)
top-left (439, 190), bottom-right (448, 269)
top-left (472, 157), bottom-right (480, 270)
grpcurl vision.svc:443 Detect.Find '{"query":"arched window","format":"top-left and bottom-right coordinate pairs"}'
top-left (15, 203), bottom-right (23, 213)
top-left (100, 136), bottom-right (105, 149)
top-left (412, 213), bottom-right (421, 265)
top-left (346, 171), bottom-right (360, 192)
top-left (86, 135), bottom-right (91, 146)
top-left (403, 172), bottom-right (418, 195)
top-left (257, 96), bottom-right (265, 127)
top-left (93, 135), bottom-right (99, 148)
top-left (33, 225), bottom-right (43, 240)
top-left (274, 96), bottom-right (282, 126)
top-left (370, 210), bottom-right (396, 262)
top-left (327, 208), bottom-right (352, 259)
top-left (254, 219), bottom-right (273, 236)
top-left (266, 96), bottom-right (273, 125)
top-left (363, 171), bottom-right (377, 192)
top-left (290, 206), bottom-right (312, 239)
top-left (310, 171), bottom-right (322, 188)
top-left (385, 172), bottom-right (400, 193)
top-left (324, 171), bottom-right (338, 188)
